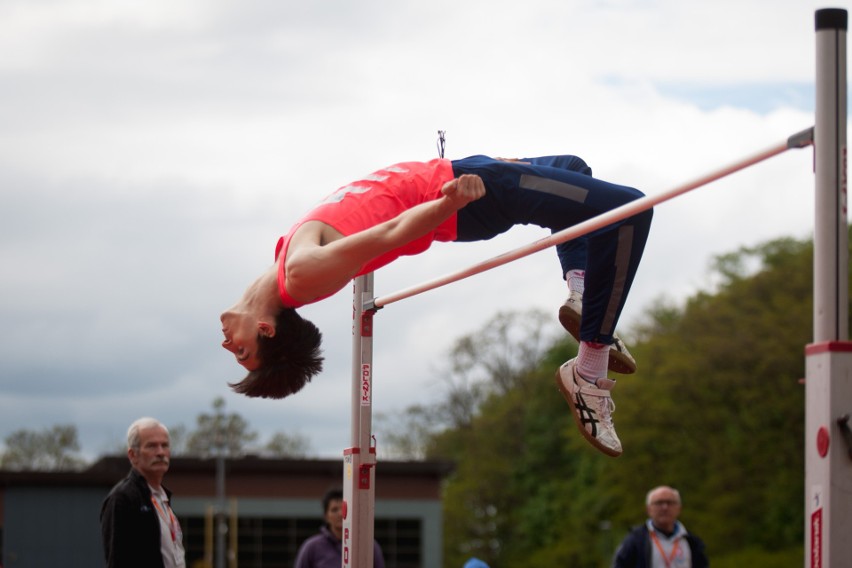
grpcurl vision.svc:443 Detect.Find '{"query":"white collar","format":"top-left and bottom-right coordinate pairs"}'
top-left (646, 519), bottom-right (687, 539)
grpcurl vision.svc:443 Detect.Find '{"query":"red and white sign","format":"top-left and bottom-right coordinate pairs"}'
top-left (361, 363), bottom-right (371, 406)
top-left (811, 507), bottom-right (822, 568)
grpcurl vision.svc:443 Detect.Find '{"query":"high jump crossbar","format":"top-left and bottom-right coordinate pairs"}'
top-left (370, 127), bottom-right (814, 310)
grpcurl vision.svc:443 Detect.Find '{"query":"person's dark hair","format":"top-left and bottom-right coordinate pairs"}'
top-left (229, 308), bottom-right (323, 399)
top-left (322, 487), bottom-right (343, 515)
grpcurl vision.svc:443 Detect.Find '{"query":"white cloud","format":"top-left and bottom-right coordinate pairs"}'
top-left (0, 0), bottom-right (844, 459)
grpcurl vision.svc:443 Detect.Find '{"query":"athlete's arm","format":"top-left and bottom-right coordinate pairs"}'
top-left (284, 174), bottom-right (485, 303)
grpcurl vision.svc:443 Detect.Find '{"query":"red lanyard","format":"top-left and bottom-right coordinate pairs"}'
top-left (650, 531), bottom-right (681, 568)
top-left (151, 495), bottom-right (177, 542)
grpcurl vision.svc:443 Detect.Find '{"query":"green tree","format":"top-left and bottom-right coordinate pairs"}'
top-left (375, 404), bottom-right (439, 460)
top-left (605, 237), bottom-right (812, 561)
top-left (262, 432), bottom-right (312, 458)
top-left (185, 397), bottom-right (258, 458)
top-left (160, 399), bottom-right (312, 459)
top-left (428, 311), bottom-right (576, 566)
top-left (166, 423), bottom-right (188, 454)
top-left (0, 424), bottom-right (86, 471)
top-left (375, 310), bottom-right (560, 460)
top-left (421, 233), bottom-right (829, 567)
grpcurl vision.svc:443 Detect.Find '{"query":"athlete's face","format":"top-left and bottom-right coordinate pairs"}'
top-left (220, 311), bottom-right (262, 371)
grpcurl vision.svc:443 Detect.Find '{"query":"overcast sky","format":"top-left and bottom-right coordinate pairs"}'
top-left (0, 0), bottom-right (844, 461)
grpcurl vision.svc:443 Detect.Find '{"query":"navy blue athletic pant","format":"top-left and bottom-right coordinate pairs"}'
top-left (451, 154), bottom-right (652, 345)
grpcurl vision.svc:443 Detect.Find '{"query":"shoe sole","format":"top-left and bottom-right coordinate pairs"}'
top-left (554, 367), bottom-right (622, 457)
top-left (558, 305), bottom-right (637, 374)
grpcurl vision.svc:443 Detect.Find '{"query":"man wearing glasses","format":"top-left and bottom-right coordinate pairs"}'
top-left (612, 486), bottom-right (708, 568)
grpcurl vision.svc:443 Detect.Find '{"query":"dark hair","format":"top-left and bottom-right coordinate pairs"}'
top-left (322, 487), bottom-right (344, 514)
top-left (229, 308), bottom-right (324, 399)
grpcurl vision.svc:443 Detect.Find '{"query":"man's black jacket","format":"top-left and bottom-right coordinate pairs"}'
top-left (612, 524), bottom-right (709, 568)
top-left (100, 468), bottom-right (171, 568)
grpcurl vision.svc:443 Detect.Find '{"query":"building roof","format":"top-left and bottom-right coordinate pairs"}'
top-left (0, 455), bottom-right (455, 499)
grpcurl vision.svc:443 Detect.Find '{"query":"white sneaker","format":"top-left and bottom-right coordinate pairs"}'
top-left (558, 291), bottom-right (637, 374)
top-left (555, 359), bottom-right (623, 457)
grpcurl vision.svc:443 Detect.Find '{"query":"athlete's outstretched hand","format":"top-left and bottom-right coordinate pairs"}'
top-left (441, 174), bottom-right (485, 209)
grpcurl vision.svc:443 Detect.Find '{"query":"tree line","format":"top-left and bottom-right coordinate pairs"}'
top-left (1, 231), bottom-right (840, 568)
top-left (0, 397), bottom-right (311, 469)
top-left (375, 232), bottom-right (833, 568)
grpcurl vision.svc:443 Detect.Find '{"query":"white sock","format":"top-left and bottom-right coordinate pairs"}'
top-left (576, 341), bottom-right (609, 383)
top-left (566, 269), bottom-right (585, 295)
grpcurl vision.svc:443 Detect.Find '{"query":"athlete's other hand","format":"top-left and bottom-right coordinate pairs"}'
top-left (441, 174), bottom-right (485, 208)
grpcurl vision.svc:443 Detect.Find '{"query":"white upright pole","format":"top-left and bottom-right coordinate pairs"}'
top-left (814, 8), bottom-right (849, 343)
top-left (806, 8), bottom-right (849, 568)
top-left (343, 274), bottom-right (377, 568)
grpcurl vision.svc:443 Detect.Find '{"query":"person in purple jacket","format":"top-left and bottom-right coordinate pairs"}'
top-left (294, 488), bottom-right (385, 568)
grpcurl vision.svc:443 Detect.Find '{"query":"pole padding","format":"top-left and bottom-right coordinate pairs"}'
top-left (816, 8), bottom-right (847, 31)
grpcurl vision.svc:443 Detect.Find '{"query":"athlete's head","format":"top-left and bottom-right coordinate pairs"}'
top-left (228, 308), bottom-right (324, 398)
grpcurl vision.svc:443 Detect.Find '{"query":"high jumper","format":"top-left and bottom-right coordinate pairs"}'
top-left (220, 153), bottom-right (654, 457)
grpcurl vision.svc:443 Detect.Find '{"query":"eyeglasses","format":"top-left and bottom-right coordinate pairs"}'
top-left (650, 500), bottom-right (680, 507)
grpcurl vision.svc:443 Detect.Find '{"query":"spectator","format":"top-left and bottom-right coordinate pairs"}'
top-left (612, 485), bottom-right (708, 568)
top-left (294, 487), bottom-right (385, 568)
top-left (100, 417), bottom-right (185, 568)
